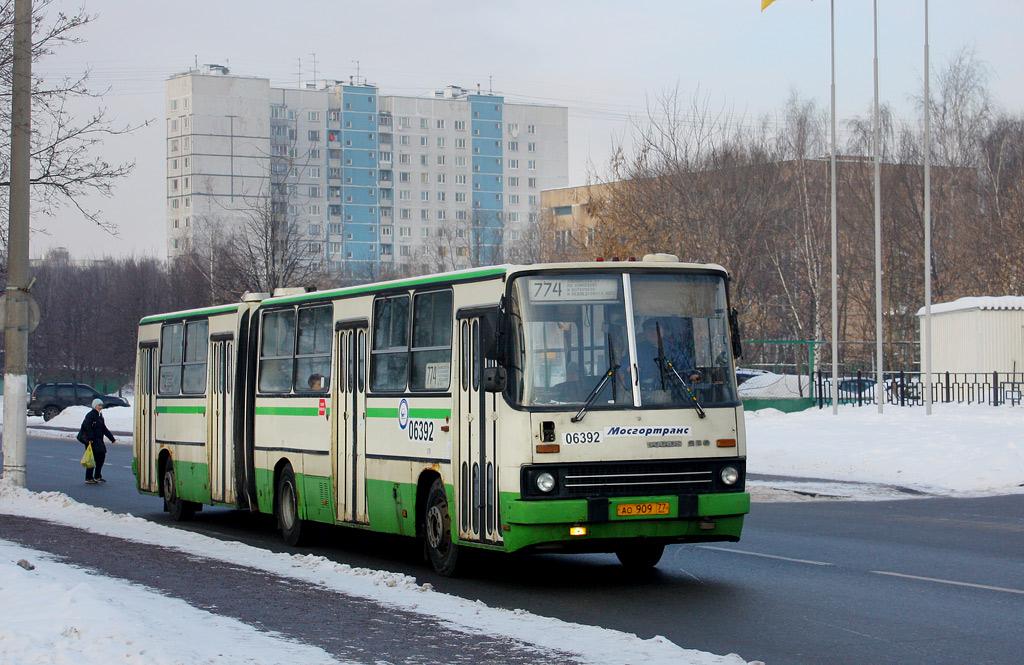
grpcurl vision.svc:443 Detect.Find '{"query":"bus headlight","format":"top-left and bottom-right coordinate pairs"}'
top-left (535, 472), bottom-right (556, 493)
top-left (720, 466), bottom-right (740, 486)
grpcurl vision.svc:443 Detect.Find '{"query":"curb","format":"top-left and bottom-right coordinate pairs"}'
top-left (26, 424), bottom-right (133, 437)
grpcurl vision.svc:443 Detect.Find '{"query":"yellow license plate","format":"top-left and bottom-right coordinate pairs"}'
top-left (615, 502), bottom-right (670, 517)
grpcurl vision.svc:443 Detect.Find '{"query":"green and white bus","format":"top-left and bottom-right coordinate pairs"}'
top-left (133, 255), bottom-right (749, 575)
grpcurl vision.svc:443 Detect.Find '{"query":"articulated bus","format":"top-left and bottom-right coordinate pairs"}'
top-left (133, 255), bottom-right (749, 575)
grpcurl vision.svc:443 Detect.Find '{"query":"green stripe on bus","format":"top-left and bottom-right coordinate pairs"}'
top-left (366, 407), bottom-right (451, 419)
top-left (411, 408), bottom-right (451, 419)
top-left (140, 304), bottom-right (239, 324)
top-left (255, 406), bottom-right (331, 417)
top-left (156, 405), bottom-right (206, 414)
top-left (266, 267), bottom-right (507, 305)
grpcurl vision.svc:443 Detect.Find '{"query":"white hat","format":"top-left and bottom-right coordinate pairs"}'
top-left (92, 398), bottom-right (103, 408)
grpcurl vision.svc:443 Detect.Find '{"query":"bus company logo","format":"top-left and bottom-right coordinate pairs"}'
top-left (604, 426), bottom-right (692, 437)
top-left (398, 399), bottom-right (409, 429)
top-left (648, 440), bottom-right (683, 448)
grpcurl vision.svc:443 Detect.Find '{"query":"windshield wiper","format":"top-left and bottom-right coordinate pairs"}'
top-left (571, 362), bottom-right (619, 423)
top-left (656, 323), bottom-right (706, 419)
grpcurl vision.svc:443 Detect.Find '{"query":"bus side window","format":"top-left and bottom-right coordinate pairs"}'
top-left (295, 305), bottom-right (331, 392)
top-left (259, 309), bottom-right (296, 393)
top-left (461, 320), bottom-right (469, 392)
top-left (358, 330), bottom-right (366, 393)
top-left (182, 320), bottom-right (209, 394)
top-left (410, 290), bottom-right (452, 391)
top-left (159, 323), bottom-right (184, 394)
top-left (370, 295), bottom-right (409, 392)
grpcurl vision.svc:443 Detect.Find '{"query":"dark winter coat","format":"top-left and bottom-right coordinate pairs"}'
top-left (82, 408), bottom-right (115, 446)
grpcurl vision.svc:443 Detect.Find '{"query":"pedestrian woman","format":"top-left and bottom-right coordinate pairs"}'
top-left (82, 398), bottom-right (115, 484)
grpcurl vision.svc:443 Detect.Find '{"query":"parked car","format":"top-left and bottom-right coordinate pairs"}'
top-left (28, 382), bottom-right (129, 421)
top-left (818, 376), bottom-right (878, 404)
top-left (837, 377), bottom-right (876, 396)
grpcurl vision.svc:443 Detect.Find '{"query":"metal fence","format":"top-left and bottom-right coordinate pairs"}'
top-left (812, 370), bottom-right (1024, 408)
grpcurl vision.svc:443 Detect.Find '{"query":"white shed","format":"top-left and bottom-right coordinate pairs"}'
top-left (917, 296), bottom-right (1024, 373)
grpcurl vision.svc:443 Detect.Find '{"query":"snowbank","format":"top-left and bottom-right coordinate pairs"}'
top-left (737, 372), bottom-right (812, 399)
top-left (0, 540), bottom-right (346, 665)
top-left (745, 403), bottom-right (1024, 495)
top-left (0, 481), bottom-right (753, 665)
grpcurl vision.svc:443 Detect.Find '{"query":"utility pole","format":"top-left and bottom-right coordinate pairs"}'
top-left (3, 0), bottom-right (33, 487)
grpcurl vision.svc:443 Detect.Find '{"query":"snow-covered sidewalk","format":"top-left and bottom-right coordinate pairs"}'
top-left (0, 539), bottom-right (347, 665)
top-left (0, 482), bottom-right (752, 665)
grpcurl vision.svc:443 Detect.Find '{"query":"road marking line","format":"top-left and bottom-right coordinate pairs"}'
top-left (872, 571), bottom-right (1024, 595)
top-left (698, 546), bottom-right (833, 566)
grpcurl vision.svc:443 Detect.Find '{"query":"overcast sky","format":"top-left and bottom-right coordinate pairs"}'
top-left (30, 0), bottom-right (1024, 260)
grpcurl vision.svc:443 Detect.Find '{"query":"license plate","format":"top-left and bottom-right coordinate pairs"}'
top-left (615, 502), bottom-right (670, 517)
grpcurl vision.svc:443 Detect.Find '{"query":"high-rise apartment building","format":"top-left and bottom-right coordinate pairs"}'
top-left (165, 66), bottom-right (569, 275)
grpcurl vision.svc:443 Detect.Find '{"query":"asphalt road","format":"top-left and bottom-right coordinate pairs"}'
top-left (9, 435), bottom-right (1024, 664)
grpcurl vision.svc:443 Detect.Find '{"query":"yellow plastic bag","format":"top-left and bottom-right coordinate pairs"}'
top-left (80, 444), bottom-right (95, 469)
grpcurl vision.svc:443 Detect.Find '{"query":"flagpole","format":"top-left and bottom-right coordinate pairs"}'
top-left (923, 0), bottom-right (933, 414)
top-left (873, 0), bottom-right (884, 413)
top-left (830, 0), bottom-right (839, 415)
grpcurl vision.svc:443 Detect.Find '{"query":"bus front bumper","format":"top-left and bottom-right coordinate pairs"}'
top-left (498, 491), bottom-right (750, 553)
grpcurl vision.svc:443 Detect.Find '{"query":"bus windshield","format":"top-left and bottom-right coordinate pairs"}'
top-left (506, 272), bottom-right (739, 409)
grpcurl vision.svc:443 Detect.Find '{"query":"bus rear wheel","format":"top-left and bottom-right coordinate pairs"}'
top-left (424, 478), bottom-right (459, 576)
top-left (276, 465), bottom-right (305, 547)
top-left (162, 461), bottom-right (195, 521)
top-left (615, 543), bottom-right (665, 570)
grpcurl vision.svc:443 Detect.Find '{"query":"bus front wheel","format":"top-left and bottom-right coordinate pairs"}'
top-left (276, 465), bottom-right (305, 547)
top-left (615, 543), bottom-right (665, 570)
top-left (424, 478), bottom-right (459, 576)
top-left (162, 461), bottom-right (195, 521)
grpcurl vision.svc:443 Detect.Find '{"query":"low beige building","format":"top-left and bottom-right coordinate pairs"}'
top-left (918, 296), bottom-right (1024, 373)
top-left (539, 183), bottom-right (610, 261)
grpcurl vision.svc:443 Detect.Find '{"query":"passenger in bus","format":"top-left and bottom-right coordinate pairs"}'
top-left (307, 373), bottom-right (325, 391)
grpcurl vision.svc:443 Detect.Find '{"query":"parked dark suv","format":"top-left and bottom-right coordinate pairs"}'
top-left (28, 382), bottom-right (129, 421)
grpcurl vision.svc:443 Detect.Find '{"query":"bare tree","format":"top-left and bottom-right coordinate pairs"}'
top-left (503, 212), bottom-right (544, 265)
top-left (0, 1), bottom-right (139, 252)
top-left (977, 115), bottom-right (1024, 292)
top-left (414, 216), bottom-right (475, 274)
top-left (28, 255), bottom-right (177, 390)
top-left (216, 186), bottom-right (321, 296)
top-left (189, 125), bottom-right (326, 297)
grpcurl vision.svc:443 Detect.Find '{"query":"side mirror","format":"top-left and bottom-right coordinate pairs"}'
top-left (482, 366), bottom-right (507, 393)
top-left (729, 308), bottom-right (743, 359)
top-left (480, 308), bottom-right (505, 361)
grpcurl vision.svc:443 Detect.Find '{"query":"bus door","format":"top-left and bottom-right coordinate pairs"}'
top-left (456, 315), bottom-right (502, 545)
top-left (333, 322), bottom-right (368, 524)
top-left (208, 337), bottom-right (235, 504)
top-left (136, 344), bottom-right (158, 492)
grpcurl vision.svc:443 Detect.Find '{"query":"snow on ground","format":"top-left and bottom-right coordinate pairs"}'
top-left (745, 403), bottom-right (1024, 499)
top-left (737, 372), bottom-right (812, 399)
top-left (0, 394), bottom-right (135, 441)
top-left (0, 482), bottom-right (751, 665)
top-left (2, 399), bottom-right (1022, 663)
top-left (0, 540), bottom-right (348, 665)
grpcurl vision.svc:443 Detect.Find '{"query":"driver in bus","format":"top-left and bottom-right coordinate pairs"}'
top-left (636, 318), bottom-right (700, 388)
